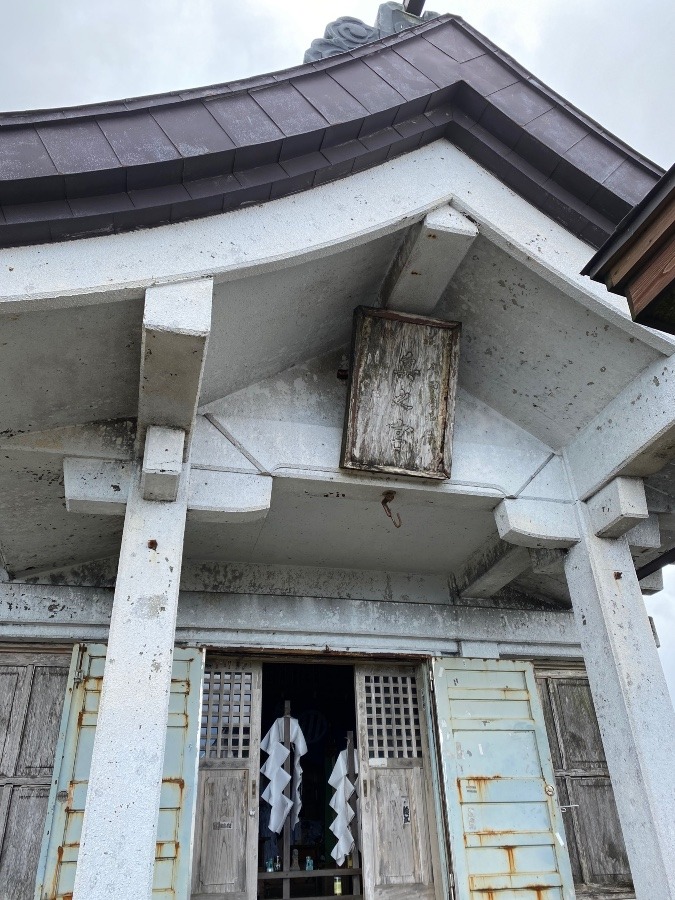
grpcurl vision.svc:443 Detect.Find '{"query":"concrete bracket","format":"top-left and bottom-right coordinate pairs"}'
top-left (586, 476), bottom-right (649, 538)
top-left (141, 426), bottom-right (185, 502)
top-left (495, 498), bottom-right (580, 548)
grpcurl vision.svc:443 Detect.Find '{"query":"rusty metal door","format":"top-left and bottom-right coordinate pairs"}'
top-left (432, 658), bottom-right (576, 900)
top-left (355, 664), bottom-right (439, 900)
top-left (190, 657), bottom-right (262, 900)
top-left (34, 644), bottom-right (204, 900)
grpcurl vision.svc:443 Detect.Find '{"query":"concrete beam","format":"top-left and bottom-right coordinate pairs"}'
top-left (625, 514), bottom-right (661, 550)
top-left (64, 458), bottom-right (131, 515)
top-left (187, 470), bottom-right (272, 523)
top-left (587, 476), bottom-right (649, 538)
top-left (454, 536), bottom-right (530, 598)
top-left (564, 503), bottom-right (675, 900)
top-left (141, 426), bottom-right (185, 502)
top-left (566, 353), bottom-right (675, 500)
top-left (138, 278), bottom-right (212, 438)
top-left (381, 205), bottom-right (477, 315)
top-left (529, 547), bottom-right (566, 574)
top-left (0, 581), bottom-right (581, 658)
top-left (640, 570), bottom-right (664, 595)
top-left (63, 458), bottom-right (272, 523)
top-left (495, 498), bottom-right (580, 548)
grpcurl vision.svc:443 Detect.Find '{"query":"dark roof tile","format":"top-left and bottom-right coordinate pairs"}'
top-left (360, 127), bottom-right (398, 152)
top-left (352, 145), bottom-right (391, 172)
top-left (525, 108), bottom-right (588, 155)
top-left (314, 157), bottom-right (355, 185)
top-left (292, 72), bottom-right (368, 123)
top-left (423, 24), bottom-right (485, 62)
top-left (602, 159), bottom-right (657, 205)
top-left (184, 173), bottom-right (239, 200)
top-left (363, 48), bottom-right (438, 100)
top-left (236, 163), bottom-right (287, 189)
top-left (206, 94), bottom-right (284, 145)
top-left (327, 60), bottom-right (405, 113)
top-left (563, 133), bottom-right (624, 183)
top-left (129, 183), bottom-right (192, 208)
top-left (489, 82), bottom-right (552, 126)
top-left (3, 198), bottom-right (72, 224)
top-left (251, 83), bottom-right (328, 135)
top-left (97, 112), bottom-right (181, 166)
top-left (478, 103), bottom-right (523, 150)
top-left (271, 171), bottom-right (315, 199)
top-left (392, 35), bottom-right (462, 89)
top-left (280, 151), bottom-right (329, 179)
top-left (322, 139), bottom-right (369, 165)
top-left (151, 103), bottom-right (235, 156)
top-left (37, 120), bottom-right (120, 173)
top-left (69, 192), bottom-right (134, 215)
top-left (512, 130), bottom-right (560, 178)
top-left (0, 127), bottom-right (58, 180)
top-left (458, 54), bottom-right (519, 96)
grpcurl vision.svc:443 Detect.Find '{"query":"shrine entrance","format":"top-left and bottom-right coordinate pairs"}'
top-left (190, 656), bottom-right (441, 900)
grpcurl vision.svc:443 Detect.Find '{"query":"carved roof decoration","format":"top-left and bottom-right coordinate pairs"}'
top-left (0, 4), bottom-right (663, 249)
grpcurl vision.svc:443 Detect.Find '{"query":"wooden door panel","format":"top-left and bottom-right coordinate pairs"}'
top-left (566, 777), bottom-right (631, 886)
top-left (0, 783), bottom-right (52, 900)
top-left (16, 667), bottom-right (68, 777)
top-left (372, 766), bottom-right (431, 888)
top-left (552, 680), bottom-right (606, 771)
top-left (0, 651), bottom-right (70, 900)
top-left (192, 658), bottom-right (262, 900)
top-left (195, 769), bottom-right (248, 894)
top-left (355, 665), bottom-right (437, 900)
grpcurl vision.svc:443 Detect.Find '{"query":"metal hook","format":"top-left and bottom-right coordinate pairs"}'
top-left (381, 490), bottom-right (402, 528)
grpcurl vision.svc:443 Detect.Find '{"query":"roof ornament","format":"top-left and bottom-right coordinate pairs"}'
top-left (304, 1), bottom-right (437, 63)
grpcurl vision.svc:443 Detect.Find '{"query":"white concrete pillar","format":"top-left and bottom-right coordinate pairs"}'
top-left (72, 458), bottom-right (189, 899)
top-left (564, 501), bottom-right (675, 900)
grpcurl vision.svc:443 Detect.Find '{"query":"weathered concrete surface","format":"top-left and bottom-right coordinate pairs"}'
top-left (564, 501), bottom-right (675, 900)
top-left (494, 497), bottom-right (579, 548)
top-left (141, 425), bottom-right (185, 502)
top-left (586, 476), bottom-right (649, 538)
top-left (382, 205), bottom-right (477, 314)
top-left (454, 536), bottom-right (530, 598)
top-left (566, 353), bottom-right (675, 500)
top-left (72, 465), bottom-right (189, 900)
top-left (138, 278), bottom-right (212, 437)
top-left (0, 581), bottom-right (581, 658)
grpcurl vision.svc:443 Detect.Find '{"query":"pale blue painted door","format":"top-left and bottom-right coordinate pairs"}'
top-left (432, 658), bottom-right (575, 900)
top-left (34, 643), bottom-right (204, 900)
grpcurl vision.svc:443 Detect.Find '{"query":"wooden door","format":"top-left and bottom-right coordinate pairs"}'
top-left (536, 670), bottom-right (633, 896)
top-left (191, 658), bottom-right (262, 900)
top-left (0, 648), bottom-right (70, 900)
top-left (35, 644), bottom-right (204, 900)
top-left (355, 664), bottom-right (438, 900)
top-left (433, 658), bottom-right (576, 900)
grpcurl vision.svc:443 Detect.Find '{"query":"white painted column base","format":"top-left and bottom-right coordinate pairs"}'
top-left (564, 502), bottom-right (675, 900)
top-left (72, 463), bottom-right (189, 900)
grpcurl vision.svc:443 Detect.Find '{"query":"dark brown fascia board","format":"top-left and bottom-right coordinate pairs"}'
top-left (582, 163), bottom-right (675, 290)
top-left (0, 15), bottom-right (663, 250)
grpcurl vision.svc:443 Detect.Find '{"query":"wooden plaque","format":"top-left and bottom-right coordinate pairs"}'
top-left (340, 307), bottom-right (460, 479)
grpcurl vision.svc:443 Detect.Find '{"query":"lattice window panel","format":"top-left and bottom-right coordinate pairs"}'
top-left (200, 666), bottom-right (253, 758)
top-left (364, 673), bottom-right (422, 758)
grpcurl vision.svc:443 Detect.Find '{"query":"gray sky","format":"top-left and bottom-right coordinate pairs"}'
top-left (2, 0), bottom-right (674, 698)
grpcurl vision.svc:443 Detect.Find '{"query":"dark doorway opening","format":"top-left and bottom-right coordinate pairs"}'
top-left (258, 662), bottom-right (360, 898)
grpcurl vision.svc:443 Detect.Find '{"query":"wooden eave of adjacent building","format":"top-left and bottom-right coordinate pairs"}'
top-left (583, 164), bottom-right (675, 333)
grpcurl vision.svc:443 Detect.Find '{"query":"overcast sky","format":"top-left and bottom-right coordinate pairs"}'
top-left (2, 0), bottom-right (674, 699)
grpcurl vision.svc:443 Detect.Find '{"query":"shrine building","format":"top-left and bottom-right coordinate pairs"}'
top-left (1, 4), bottom-right (674, 900)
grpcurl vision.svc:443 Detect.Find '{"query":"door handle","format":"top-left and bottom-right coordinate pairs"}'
top-left (251, 778), bottom-right (257, 800)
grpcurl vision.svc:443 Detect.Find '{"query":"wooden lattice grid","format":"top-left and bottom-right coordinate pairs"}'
top-left (363, 673), bottom-right (422, 758)
top-left (200, 665), bottom-right (253, 758)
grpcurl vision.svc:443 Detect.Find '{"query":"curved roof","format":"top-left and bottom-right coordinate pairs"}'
top-left (0, 14), bottom-right (662, 249)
